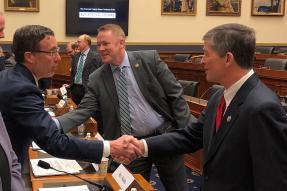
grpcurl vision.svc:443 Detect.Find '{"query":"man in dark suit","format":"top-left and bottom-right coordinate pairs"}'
top-left (0, 25), bottom-right (140, 169)
top-left (129, 23), bottom-right (287, 191)
top-left (69, 34), bottom-right (101, 105)
top-left (57, 24), bottom-right (193, 191)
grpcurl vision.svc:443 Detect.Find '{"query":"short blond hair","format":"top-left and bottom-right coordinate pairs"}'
top-left (97, 24), bottom-right (125, 39)
top-left (79, 34), bottom-right (92, 46)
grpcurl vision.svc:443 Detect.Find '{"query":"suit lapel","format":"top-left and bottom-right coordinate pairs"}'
top-left (204, 74), bottom-right (259, 165)
top-left (127, 52), bottom-right (150, 100)
top-left (72, 53), bottom-right (80, 78)
top-left (101, 64), bottom-right (120, 119)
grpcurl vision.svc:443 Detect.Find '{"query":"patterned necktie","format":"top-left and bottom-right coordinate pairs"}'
top-left (215, 95), bottom-right (226, 132)
top-left (116, 67), bottom-right (132, 135)
top-left (75, 53), bottom-right (85, 84)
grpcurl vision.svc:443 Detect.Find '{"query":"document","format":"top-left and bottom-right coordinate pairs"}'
top-left (39, 185), bottom-right (89, 191)
top-left (30, 158), bottom-right (82, 177)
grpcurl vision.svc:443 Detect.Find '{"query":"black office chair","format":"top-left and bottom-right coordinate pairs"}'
top-left (178, 80), bottom-right (199, 97)
top-left (277, 48), bottom-right (287, 54)
top-left (255, 47), bottom-right (275, 54)
top-left (264, 58), bottom-right (287, 71)
top-left (174, 54), bottom-right (192, 62)
top-left (206, 84), bottom-right (224, 100)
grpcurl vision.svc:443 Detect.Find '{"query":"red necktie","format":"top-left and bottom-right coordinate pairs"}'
top-left (215, 96), bottom-right (226, 132)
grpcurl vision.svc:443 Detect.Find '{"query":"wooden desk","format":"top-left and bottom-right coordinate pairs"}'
top-left (28, 148), bottom-right (106, 191)
top-left (254, 53), bottom-right (287, 68)
top-left (29, 148), bottom-right (155, 191)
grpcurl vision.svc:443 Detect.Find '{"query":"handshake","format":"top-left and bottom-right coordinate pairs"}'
top-left (109, 135), bottom-right (145, 165)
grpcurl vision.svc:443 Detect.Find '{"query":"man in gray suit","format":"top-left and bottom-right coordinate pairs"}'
top-left (0, 112), bottom-right (25, 191)
top-left (57, 24), bottom-right (193, 191)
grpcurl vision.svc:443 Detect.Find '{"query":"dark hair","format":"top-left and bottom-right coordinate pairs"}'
top-left (12, 25), bottom-right (54, 63)
top-left (203, 23), bottom-right (256, 69)
top-left (71, 42), bottom-right (78, 50)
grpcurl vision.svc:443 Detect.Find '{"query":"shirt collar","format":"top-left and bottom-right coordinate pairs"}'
top-left (110, 51), bottom-right (130, 73)
top-left (81, 48), bottom-right (90, 56)
top-left (32, 73), bottom-right (39, 87)
top-left (224, 69), bottom-right (254, 107)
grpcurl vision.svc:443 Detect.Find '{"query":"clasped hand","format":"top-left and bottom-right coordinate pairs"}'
top-left (109, 135), bottom-right (145, 165)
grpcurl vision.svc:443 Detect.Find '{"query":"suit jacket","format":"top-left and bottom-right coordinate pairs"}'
top-left (70, 49), bottom-right (101, 91)
top-left (0, 64), bottom-right (103, 165)
top-left (0, 113), bottom-right (25, 191)
top-left (58, 50), bottom-right (193, 139)
top-left (146, 74), bottom-right (287, 191)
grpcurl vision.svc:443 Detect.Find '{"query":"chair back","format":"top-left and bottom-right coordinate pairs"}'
top-left (277, 48), bottom-right (287, 54)
top-left (207, 84), bottom-right (224, 100)
top-left (178, 80), bottom-right (199, 97)
top-left (256, 47), bottom-right (275, 54)
top-left (174, 54), bottom-right (192, 62)
top-left (264, 58), bottom-right (287, 71)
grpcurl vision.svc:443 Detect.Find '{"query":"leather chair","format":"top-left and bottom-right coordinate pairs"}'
top-left (264, 58), bottom-right (287, 71)
top-left (255, 47), bottom-right (275, 54)
top-left (174, 54), bottom-right (192, 62)
top-left (178, 80), bottom-right (199, 97)
top-left (277, 48), bottom-right (287, 54)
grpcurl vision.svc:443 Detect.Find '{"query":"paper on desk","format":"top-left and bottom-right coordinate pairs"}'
top-left (30, 158), bottom-right (82, 177)
top-left (39, 185), bottom-right (89, 191)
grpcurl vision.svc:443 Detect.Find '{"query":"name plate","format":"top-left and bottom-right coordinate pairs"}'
top-left (56, 99), bottom-right (66, 108)
top-left (112, 164), bottom-right (135, 191)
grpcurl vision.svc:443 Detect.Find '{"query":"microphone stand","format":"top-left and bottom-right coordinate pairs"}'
top-left (38, 160), bottom-right (106, 190)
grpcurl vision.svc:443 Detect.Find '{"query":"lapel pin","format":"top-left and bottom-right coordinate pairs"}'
top-left (135, 63), bottom-right (140, 68)
top-left (227, 116), bottom-right (231, 122)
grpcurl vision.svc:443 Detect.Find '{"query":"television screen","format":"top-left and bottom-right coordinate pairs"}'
top-left (66, 0), bottom-right (129, 36)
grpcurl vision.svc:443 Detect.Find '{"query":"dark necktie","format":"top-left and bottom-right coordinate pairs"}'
top-left (75, 53), bottom-right (85, 84)
top-left (215, 95), bottom-right (226, 132)
top-left (116, 67), bottom-right (132, 135)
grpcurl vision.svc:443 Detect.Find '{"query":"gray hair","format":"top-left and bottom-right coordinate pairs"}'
top-left (203, 23), bottom-right (256, 69)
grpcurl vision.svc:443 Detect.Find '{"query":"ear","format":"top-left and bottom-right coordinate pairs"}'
top-left (225, 52), bottom-right (234, 67)
top-left (24, 52), bottom-right (35, 65)
top-left (119, 37), bottom-right (125, 48)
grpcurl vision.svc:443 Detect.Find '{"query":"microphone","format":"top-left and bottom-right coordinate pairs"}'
top-left (37, 160), bottom-right (106, 190)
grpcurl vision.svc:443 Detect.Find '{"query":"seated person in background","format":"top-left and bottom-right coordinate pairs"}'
top-left (0, 25), bottom-right (140, 170)
top-left (66, 41), bottom-right (78, 58)
top-left (4, 53), bottom-right (17, 70)
top-left (0, 112), bottom-right (25, 191)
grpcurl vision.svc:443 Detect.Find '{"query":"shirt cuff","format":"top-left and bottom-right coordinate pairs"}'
top-left (103, 141), bottom-right (110, 158)
top-left (52, 118), bottom-right (61, 130)
top-left (142, 139), bottom-right (148, 157)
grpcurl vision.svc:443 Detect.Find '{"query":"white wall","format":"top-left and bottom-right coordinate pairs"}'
top-left (0, 0), bottom-right (286, 45)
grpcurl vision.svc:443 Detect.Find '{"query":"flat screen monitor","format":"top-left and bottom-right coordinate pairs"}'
top-left (66, 0), bottom-right (129, 36)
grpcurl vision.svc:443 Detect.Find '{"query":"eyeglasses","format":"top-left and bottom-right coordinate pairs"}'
top-left (32, 47), bottom-right (60, 57)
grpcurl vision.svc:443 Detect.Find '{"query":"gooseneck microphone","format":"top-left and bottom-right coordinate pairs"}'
top-left (37, 160), bottom-right (106, 190)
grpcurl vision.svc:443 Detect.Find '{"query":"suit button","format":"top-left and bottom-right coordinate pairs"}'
top-left (204, 175), bottom-right (209, 181)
